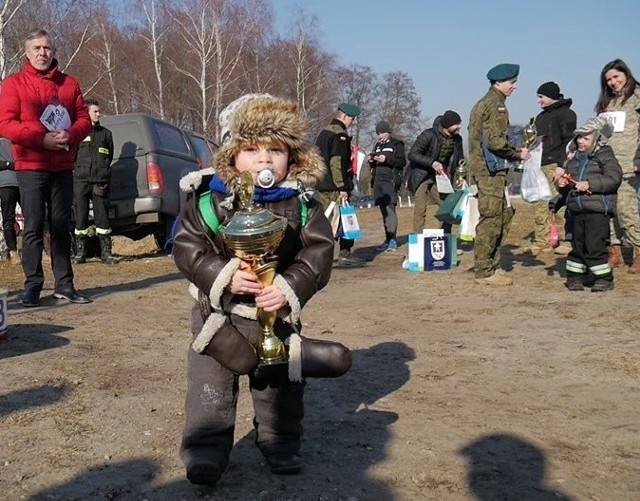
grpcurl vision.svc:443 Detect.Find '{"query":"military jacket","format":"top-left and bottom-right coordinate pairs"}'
top-left (468, 87), bottom-right (521, 177)
top-left (315, 119), bottom-right (353, 192)
top-left (600, 87), bottom-right (640, 175)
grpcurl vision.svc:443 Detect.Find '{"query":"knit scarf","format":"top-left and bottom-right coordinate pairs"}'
top-left (208, 174), bottom-right (298, 203)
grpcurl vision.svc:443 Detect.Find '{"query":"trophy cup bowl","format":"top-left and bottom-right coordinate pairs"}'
top-left (515, 118), bottom-right (538, 172)
top-left (453, 159), bottom-right (468, 190)
top-left (220, 173), bottom-right (289, 366)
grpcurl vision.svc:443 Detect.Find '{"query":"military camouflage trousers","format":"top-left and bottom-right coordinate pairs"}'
top-left (473, 174), bottom-right (514, 278)
top-left (610, 174), bottom-right (640, 250)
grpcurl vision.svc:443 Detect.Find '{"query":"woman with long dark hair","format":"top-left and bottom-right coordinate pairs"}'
top-left (595, 59), bottom-right (640, 273)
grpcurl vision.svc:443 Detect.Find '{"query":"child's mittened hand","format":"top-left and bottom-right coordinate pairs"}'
top-left (552, 167), bottom-right (565, 182)
top-left (228, 269), bottom-right (262, 296)
top-left (575, 181), bottom-right (589, 192)
top-left (255, 285), bottom-right (287, 312)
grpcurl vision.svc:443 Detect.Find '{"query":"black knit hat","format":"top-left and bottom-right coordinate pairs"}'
top-left (440, 110), bottom-right (462, 129)
top-left (375, 120), bottom-right (391, 134)
top-left (536, 81), bottom-right (561, 100)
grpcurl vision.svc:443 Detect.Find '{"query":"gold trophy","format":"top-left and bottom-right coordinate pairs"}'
top-left (220, 172), bottom-right (289, 367)
top-left (522, 117), bottom-right (538, 149)
top-left (453, 159), bottom-right (468, 190)
top-left (516, 117), bottom-right (538, 171)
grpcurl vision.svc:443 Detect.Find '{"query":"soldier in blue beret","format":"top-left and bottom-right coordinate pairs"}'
top-left (486, 63), bottom-right (520, 82)
top-left (467, 62), bottom-right (531, 286)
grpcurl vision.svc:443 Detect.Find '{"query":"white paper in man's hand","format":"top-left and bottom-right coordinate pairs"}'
top-left (436, 173), bottom-right (454, 193)
top-left (40, 103), bottom-right (71, 132)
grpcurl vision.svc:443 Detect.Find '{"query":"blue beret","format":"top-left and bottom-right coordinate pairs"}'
top-left (486, 63), bottom-right (520, 82)
top-left (337, 102), bottom-right (361, 117)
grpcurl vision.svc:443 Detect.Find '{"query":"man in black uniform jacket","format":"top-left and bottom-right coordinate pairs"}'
top-left (73, 99), bottom-right (115, 264)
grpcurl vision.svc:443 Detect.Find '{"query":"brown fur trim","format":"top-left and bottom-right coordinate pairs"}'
top-left (214, 97), bottom-right (326, 187)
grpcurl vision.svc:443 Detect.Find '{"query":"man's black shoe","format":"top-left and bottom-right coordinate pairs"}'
top-left (21, 289), bottom-right (40, 308)
top-left (54, 288), bottom-right (92, 304)
top-left (265, 453), bottom-right (301, 474)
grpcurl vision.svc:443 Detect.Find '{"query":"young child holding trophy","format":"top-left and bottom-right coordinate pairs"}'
top-left (173, 95), bottom-right (351, 486)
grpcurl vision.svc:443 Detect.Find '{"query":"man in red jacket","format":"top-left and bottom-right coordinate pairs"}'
top-left (0, 28), bottom-right (92, 307)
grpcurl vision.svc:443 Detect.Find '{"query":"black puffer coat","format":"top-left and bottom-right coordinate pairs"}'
top-left (406, 116), bottom-right (464, 194)
top-left (563, 145), bottom-right (622, 216)
top-left (534, 98), bottom-right (577, 167)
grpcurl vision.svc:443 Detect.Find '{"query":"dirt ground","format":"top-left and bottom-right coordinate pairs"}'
top-left (1, 199), bottom-right (639, 501)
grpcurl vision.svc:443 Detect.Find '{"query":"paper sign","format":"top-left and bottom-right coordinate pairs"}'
top-left (436, 174), bottom-right (454, 193)
top-left (40, 103), bottom-right (71, 132)
top-left (598, 111), bottom-right (625, 133)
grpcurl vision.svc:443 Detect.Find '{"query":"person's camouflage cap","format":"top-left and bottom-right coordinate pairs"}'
top-left (486, 63), bottom-right (520, 82)
top-left (337, 102), bottom-right (361, 118)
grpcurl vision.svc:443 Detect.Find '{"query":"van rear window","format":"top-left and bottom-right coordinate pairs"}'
top-left (189, 135), bottom-right (212, 164)
top-left (152, 121), bottom-right (191, 155)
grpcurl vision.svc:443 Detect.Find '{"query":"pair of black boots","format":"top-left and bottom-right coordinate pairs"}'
top-left (74, 235), bottom-right (116, 265)
top-left (566, 274), bottom-right (614, 292)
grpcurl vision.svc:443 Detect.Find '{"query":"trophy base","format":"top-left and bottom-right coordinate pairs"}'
top-left (253, 359), bottom-right (289, 379)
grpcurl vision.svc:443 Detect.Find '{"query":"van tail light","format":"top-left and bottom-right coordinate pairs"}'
top-left (147, 161), bottom-right (165, 195)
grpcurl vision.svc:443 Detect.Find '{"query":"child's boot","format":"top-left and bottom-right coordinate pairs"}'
top-left (265, 453), bottom-right (301, 474)
top-left (565, 275), bottom-right (584, 291)
top-left (184, 452), bottom-right (224, 486)
top-left (591, 278), bottom-right (614, 292)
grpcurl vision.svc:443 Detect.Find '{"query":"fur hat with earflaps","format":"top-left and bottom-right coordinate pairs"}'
top-left (567, 115), bottom-right (614, 155)
top-left (213, 97), bottom-right (326, 188)
top-left (218, 92), bottom-right (274, 145)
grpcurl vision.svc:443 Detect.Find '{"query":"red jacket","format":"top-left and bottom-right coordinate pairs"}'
top-left (0, 58), bottom-right (91, 172)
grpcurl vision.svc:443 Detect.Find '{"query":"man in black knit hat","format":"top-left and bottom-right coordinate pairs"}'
top-left (528, 81), bottom-right (577, 256)
top-left (407, 110), bottom-right (465, 234)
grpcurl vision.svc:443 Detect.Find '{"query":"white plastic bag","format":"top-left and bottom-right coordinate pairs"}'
top-left (459, 195), bottom-right (479, 242)
top-left (520, 143), bottom-right (551, 202)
